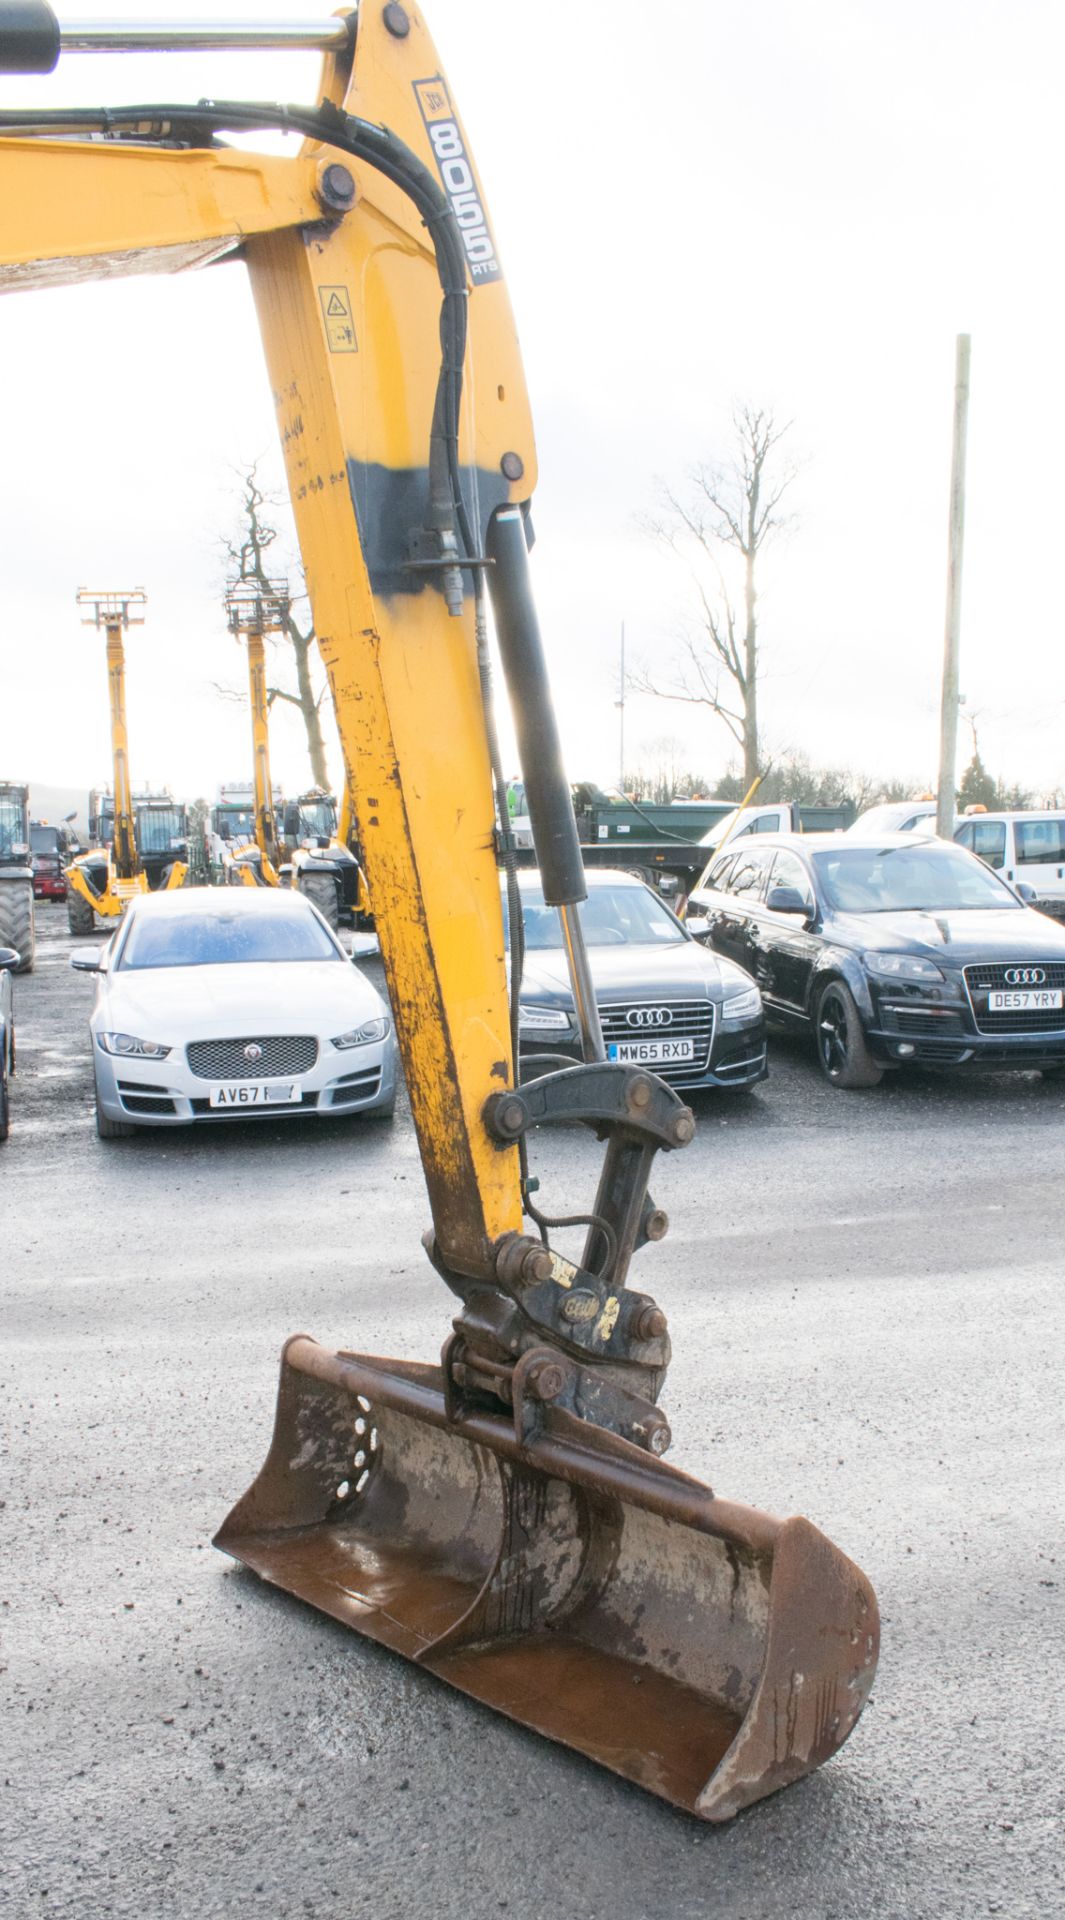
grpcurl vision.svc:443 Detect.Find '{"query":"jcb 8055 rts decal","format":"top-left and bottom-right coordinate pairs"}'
top-left (414, 77), bottom-right (501, 284)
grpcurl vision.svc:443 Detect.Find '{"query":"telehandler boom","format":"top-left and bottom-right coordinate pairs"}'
top-left (221, 577), bottom-right (287, 887)
top-left (66, 590), bottom-right (188, 929)
top-left (0, 2), bottom-right (878, 1820)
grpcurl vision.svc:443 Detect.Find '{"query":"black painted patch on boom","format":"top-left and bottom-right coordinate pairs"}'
top-left (346, 459), bottom-right (512, 600)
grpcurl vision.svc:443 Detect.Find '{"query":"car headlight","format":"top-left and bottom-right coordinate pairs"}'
top-left (864, 952), bottom-right (945, 983)
top-left (331, 1016), bottom-right (390, 1049)
top-left (721, 984), bottom-right (762, 1025)
top-left (518, 1004), bottom-right (572, 1032)
top-left (97, 1032), bottom-right (171, 1059)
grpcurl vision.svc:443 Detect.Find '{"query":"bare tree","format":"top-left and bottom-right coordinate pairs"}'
top-left (636, 407), bottom-right (796, 788)
top-left (222, 464), bottom-right (331, 790)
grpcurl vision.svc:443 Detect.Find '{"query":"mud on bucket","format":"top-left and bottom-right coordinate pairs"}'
top-left (215, 1335), bottom-right (879, 1821)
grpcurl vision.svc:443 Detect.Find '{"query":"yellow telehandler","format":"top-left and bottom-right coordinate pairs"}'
top-left (65, 590), bottom-right (188, 931)
top-left (0, 3), bottom-right (878, 1820)
top-left (222, 577), bottom-right (368, 921)
top-left (219, 578), bottom-right (287, 888)
top-left (282, 781), bottom-right (370, 929)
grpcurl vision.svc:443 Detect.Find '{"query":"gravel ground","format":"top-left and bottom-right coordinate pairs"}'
top-left (2, 908), bottom-right (1062, 1919)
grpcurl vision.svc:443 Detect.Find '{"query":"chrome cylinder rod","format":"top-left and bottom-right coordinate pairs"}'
top-left (59, 17), bottom-right (353, 54)
top-left (558, 903), bottom-right (605, 1063)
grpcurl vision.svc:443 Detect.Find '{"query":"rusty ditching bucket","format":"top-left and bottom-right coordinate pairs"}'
top-left (216, 1336), bottom-right (879, 1821)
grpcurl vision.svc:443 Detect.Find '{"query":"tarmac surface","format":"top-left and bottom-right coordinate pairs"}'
top-left (2, 909), bottom-right (1063, 1919)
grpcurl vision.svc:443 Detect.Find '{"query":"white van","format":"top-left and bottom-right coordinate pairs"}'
top-left (697, 802), bottom-right (801, 851)
top-left (846, 800), bottom-right (938, 835)
top-left (954, 811), bottom-right (1065, 918)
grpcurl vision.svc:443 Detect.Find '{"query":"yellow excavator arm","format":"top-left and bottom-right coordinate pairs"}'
top-left (0, 2), bottom-right (878, 1821)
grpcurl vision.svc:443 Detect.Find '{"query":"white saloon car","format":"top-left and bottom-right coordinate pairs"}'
top-left (73, 887), bottom-right (397, 1137)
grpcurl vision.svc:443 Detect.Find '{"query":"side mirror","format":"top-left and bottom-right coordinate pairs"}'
top-left (684, 914), bottom-right (712, 940)
top-left (70, 947), bottom-right (104, 973)
top-left (766, 885), bottom-right (811, 916)
top-left (1016, 881), bottom-right (1037, 904)
top-left (0, 946), bottom-right (20, 972)
top-left (348, 931), bottom-right (381, 961)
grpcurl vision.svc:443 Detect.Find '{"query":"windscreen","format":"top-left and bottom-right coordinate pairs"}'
top-left (852, 804), bottom-right (933, 834)
top-left (30, 826), bottom-right (60, 854)
top-left (503, 882), bottom-right (685, 949)
top-left (0, 797), bottom-right (24, 855)
top-left (298, 801), bottom-right (336, 840)
top-left (137, 808), bottom-right (186, 854)
top-left (118, 908), bottom-right (341, 970)
top-left (814, 843), bottom-right (1021, 913)
top-left (699, 808), bottom-right (740, 849)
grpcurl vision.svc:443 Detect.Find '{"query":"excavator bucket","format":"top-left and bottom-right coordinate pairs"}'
top-left (216, 1337), bottom-right (879, 1822)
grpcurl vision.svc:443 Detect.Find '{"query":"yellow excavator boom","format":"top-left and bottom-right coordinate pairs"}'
top-left (0, 2), bottom-right (878, 1820)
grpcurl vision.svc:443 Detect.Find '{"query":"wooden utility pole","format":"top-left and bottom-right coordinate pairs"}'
top-left (937, 335), bottom-right (971, 838)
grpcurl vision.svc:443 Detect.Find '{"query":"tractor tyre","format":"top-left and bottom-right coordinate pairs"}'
top-left (0, 878), bottom-right (35, 973)
top-left (67, 890), bottom-right (96, 936)
top-left (298, 870), bottom-right (340, 931)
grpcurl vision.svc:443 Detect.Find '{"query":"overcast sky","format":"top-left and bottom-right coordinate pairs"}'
top-left (1, 0), bottom-right (1064, 808)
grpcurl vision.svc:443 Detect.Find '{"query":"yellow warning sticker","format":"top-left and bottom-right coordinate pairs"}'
top-left (318, 285), bottom-right (357, 353)
top-left (594, 1296), bottom-right (620, 1342)
top-left (549, 1251), bottom-right (578, 1290)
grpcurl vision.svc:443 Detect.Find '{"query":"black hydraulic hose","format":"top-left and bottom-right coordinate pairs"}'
top-left (0, 96), bottom-right (474, 551)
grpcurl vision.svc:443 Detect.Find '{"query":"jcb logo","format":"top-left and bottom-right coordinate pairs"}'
top-left (414, 77), bottom-right (502, 283)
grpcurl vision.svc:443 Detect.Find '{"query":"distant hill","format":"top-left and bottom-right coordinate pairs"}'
top-left (27, 783), bottom-right (90, 842)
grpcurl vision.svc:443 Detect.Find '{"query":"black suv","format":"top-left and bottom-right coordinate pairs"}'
top-left (686, 832), bottom-right (1065, 1088)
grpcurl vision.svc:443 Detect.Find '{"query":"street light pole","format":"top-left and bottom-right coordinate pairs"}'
top-left (937, 334), bottom-right (971, 838)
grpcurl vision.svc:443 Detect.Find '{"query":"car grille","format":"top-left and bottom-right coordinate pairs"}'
top-left (964, 962), bottom-right (1065, 1034)
top-left (599, 999), bottom-right (714, 1082)
top-left (185, 1035), bottom-right (319, 1079)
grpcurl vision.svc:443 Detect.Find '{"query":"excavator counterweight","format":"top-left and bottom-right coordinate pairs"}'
top-left (0, 0), bottom-right (879, 1820)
